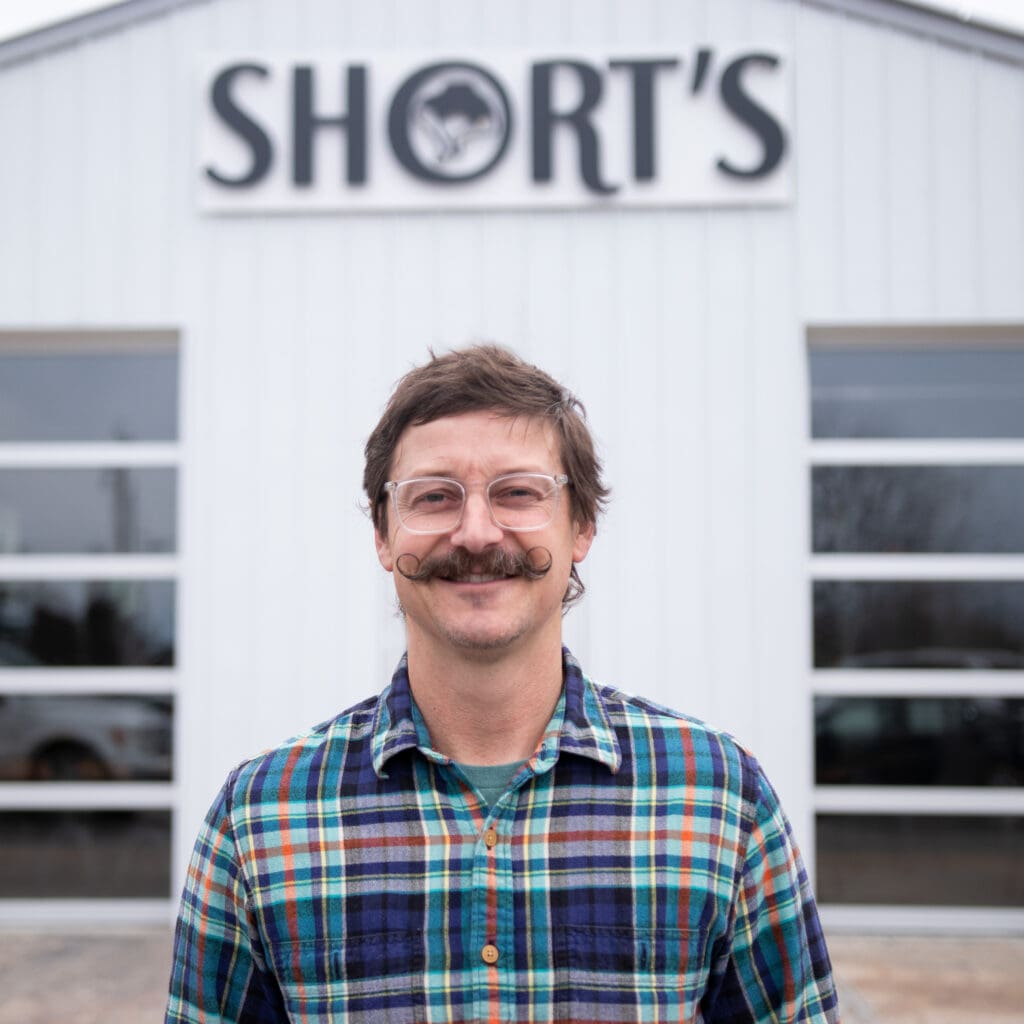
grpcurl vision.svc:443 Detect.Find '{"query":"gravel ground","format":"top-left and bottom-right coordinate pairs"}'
top-left (0, 929), bottom-right (173, 1024)
top-left (829, 933), bottom-right (1024, 1024)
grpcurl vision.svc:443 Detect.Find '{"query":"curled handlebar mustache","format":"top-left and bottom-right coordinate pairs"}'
top-left (394, 546), bottom-right (553, 583)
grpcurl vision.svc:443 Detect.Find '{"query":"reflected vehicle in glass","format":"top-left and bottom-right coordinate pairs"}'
top-left (815, 696), bottom-right (1024, 787)
top-left (0, 695), bottom-right (172, 781)
top-left (813, 580), bottom-right (1024, 670)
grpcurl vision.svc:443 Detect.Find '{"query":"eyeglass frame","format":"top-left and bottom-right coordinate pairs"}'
top-left (383, 473), bottom-right (570, 535)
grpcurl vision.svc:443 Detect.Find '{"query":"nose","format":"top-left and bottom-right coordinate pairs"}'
top-left (448, 491), bottom-right (504, 552)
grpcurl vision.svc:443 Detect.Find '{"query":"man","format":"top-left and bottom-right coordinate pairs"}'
top-left (166, 345), bottom-right (839, 1023)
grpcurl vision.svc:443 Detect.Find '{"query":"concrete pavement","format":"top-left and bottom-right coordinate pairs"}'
top-left (0, 928), bottom-right (1021, 1022)
top-left (828, 933), bottom-right (1024, 1024)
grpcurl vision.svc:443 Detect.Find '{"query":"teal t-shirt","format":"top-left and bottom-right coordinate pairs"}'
top-left (457, 760), bottom-right (525, 808)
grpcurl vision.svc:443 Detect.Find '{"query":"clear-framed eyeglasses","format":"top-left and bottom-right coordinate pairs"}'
top-left (384, 473), bottom-right (570, 535)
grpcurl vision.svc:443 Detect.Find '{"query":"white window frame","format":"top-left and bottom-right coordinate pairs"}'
top-left (808, 326), bottom-right (1024, 935)
top-left (0, 329), bottom-right (180, 926)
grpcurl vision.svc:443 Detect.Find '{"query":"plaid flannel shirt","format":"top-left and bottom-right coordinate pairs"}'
top-left (166, 649), bottom-right (839, 1023)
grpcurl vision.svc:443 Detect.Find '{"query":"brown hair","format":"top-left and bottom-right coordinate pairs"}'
top-left (364, 345), bottom-right (609, 605)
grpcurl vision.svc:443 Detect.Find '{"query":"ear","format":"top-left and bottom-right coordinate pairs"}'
top-left (572, 519), bottom-right (595, 564)
top-left (375, 526), bottom-right (395, 572)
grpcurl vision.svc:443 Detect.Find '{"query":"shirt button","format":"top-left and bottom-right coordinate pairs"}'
top-left (483, 828), bottom-right (498, 848)
top-left (481, 944), bottom-right (499, 965)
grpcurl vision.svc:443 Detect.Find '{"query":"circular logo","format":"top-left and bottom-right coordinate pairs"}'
top-left (388, 62), bottom-right (512, 184)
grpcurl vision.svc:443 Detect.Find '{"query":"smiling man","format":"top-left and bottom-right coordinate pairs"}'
top-left (372, 410), bottom-right (593, 766)
top-left (166, 345), bottom-right (839, 1024)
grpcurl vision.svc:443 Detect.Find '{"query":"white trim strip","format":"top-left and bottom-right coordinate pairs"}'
top-left (814, 786), bottom-right (1024, 815)
top-left (0, 783), bottom-right (177, 810)
top-left (0, 556), bottom-right (179, 578)
top-left (0, 899), bottom-right (175, 928)
top-left (808, 440), bottom-right (1024, 465)
top-left (810, 554), bottom-right (1024, 579)
top-left (0, 668), bottom-right (177, 694)
top-left (0, 444), bottom-right (179, 467)
top-left (813, 669), bottom-right (1024, 697)
top-left (819, 904), bottom-right (1024, 935)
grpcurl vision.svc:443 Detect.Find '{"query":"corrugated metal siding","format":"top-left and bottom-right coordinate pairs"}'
top-left (1, 0), bottom-right (1022, 895)
top-left (794, 3), bottom-right (1024, 318)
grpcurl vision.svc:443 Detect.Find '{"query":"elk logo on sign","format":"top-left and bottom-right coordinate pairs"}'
top-left (389, 62), bottom-right (513, 183)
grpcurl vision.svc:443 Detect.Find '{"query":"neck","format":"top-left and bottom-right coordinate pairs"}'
top-left (406, 639), bottom-right (565, 766)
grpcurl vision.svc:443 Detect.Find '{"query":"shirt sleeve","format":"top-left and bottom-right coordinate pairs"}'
top-left (702, 770), bottom-right (840, 1024)
top-left (165, 779), bottom-right (288, 1023)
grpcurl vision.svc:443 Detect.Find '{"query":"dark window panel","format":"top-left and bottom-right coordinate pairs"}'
top-left (0, 468), bottom-right (177, 555)
top-left (812, 466), bottom-right (1024, 554)
top-left (0, 810), bottom-right (171, 898)
top-left (816, 814), bottom-right (1024, 906)
top-left (0, 350), bottom-right (178, 442)
top-left (0, 580), bottom-right (175, 667)
top-left (813, 580), bottom-right (1024, 669)
top-left (810, 348), bottom-right (1024, 439)
top-left (815, 697), bottom-right (1024, 786)
top-left (0, 695), bottom-right (172, 782)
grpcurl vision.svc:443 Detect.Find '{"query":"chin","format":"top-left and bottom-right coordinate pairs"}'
top-left (439, 621), bottom-right (530, 652)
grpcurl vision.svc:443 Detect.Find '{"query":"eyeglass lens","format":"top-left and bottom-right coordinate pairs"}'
top-left (393, 475), bottom-right (561, 533)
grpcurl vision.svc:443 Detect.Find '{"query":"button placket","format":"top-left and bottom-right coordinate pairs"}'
top-left (471, 796), bottom-right (519, 1017)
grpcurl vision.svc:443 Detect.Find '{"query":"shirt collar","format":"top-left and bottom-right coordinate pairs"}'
top-left (370, 647), bottom-right (622, 778)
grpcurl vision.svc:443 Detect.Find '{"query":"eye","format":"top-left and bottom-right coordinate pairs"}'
top-left (490, 477), bottom-right (549, 506)
top-left (416, 490), bottom-right (452, 506)
top-left (403, 480), bottom-right (462, 511)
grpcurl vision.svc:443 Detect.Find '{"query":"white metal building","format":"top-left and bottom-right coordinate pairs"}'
top-left (1, 0), bottom-right (1022, 933)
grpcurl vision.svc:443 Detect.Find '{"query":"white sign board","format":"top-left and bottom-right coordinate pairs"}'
top-left (198, 49), bottom-right (792, 212)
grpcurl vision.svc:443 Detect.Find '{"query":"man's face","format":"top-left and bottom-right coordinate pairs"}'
top-left (374, 411), bottom-right (594, 659)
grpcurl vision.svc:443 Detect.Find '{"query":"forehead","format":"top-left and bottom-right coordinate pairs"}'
top-left (390, 411), bottom-right (561, 480)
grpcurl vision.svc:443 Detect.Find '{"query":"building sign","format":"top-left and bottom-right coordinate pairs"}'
top-left (198, 49), bottom-right (791, 212)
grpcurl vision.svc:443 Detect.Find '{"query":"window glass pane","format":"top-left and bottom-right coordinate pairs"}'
top-left (812, 466), bottom-right (1024, 554)
top-left (816, 814), bottom-right (1024, 906)
top-left (810, 348), bottom-right (1024, 439)
top-left (0, 580), bottom-right (174, 667)
top-left (0, 695), bottom-right (172, 781)
top-left (0, 468), bottom-right (177, 554)
top-left (0, 350), bottom-right (178, 442)
top-left (815, 697), bottom-right (1024, 786)
top-left (813, 580), bottom-right (1024, 669)
top-left (0, 810), bottom-right (171, 898)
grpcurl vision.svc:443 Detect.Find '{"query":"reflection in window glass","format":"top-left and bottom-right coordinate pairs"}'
top-left (0, 695), bottom-right (172, 781)
top-left (0, 349), bottom-right (178, 442)
top-left (0, 468), bottom-right (177, 555)
top-left (816, 814), bottom-right (1024, 906)
top-left (0, 580), bottom-right (174, 667)
top-left (810, 348), bottom-right (1024, 439)
top-left (815, 697), bottom-right (1024, 786)
top-left (813, 580), bottom-right (1024, 669)
top-left (812, 466), bottom-right (1024, 554)
top-left (0, 810), bottom-right (171, 898)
